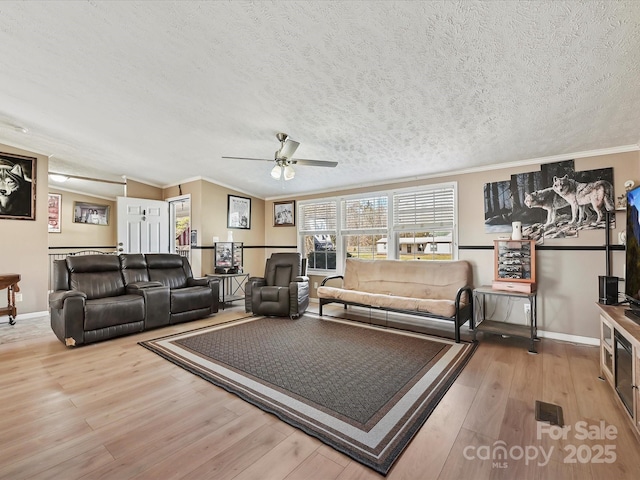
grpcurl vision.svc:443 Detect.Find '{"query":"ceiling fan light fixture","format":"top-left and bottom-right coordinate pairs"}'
top-left (270, 164), bottom-right (282, 180)
top-left (283, 164), bottom-right (295, 180)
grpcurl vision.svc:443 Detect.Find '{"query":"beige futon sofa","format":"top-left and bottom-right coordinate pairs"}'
top-left (317, 258), bottom-right (473, 342)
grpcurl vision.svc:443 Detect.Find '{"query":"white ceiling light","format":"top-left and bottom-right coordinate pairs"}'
top-left (270, 159), bottom-right (295, 181)
top-left (49, 173), bottom-right (69, 183)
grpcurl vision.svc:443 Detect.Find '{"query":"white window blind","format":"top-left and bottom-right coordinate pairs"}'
top-left (393, 186), bottom-right (455, 230)
top-left (299, 201), bottom-right (337, 232)
top-left (341, 196), bottom-right (388, 233)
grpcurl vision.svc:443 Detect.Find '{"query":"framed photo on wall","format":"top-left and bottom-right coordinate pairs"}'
top-left (227, 194), bottom-right (251, 229)
top-left (0, 151), bottom-right (37, 221)
top-left (73, 201), bottom-right (110, 225)
top-left (48, 193), bottom-right (62, 233)
top-left (274, 200), bottom-right (295, 226)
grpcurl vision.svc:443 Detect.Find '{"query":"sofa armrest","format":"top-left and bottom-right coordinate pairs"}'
top-left (49, 290), bottom-right (87, 310)
top-left (207, 278), bottom-right (220, 313)
top-left (126, 281), bottom-right (164, 292)
top-left (49, 291), bottom-right (87, 347)
top-left (320, 275), bottom-right (344, 287)
top-left (129, 284), bottom-right (170, 329)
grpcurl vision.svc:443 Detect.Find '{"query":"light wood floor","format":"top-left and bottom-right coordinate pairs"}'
top-left (1, 305), bottom-right (639, 480)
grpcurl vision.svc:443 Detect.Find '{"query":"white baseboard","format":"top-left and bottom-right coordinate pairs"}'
top-left (0, 310), bottom-right (49, 324)
top-left (536, 329), bottom-right (599, 346)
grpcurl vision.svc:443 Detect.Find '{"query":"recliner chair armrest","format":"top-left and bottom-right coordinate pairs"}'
top-left (187, 277), bottom-right (209, 287)
top-left (49, 290), bottom-right (87, 310)
top-left (288, 280), bottom-right (310, 318)
top-left (245, 277), bottom-right (266, 313)
top-left (294, 275), bottom-right (309, 283)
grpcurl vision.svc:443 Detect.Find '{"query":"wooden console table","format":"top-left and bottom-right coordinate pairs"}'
top-left (0, 274), bottom-right (21, 325)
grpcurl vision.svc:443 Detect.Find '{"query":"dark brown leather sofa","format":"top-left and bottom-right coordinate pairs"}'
top-left (49, 253), bottom-right (219, 347)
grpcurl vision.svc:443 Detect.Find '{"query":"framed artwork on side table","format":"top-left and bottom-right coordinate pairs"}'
top-left (73, 202), bottom-right (110, 225)
top-left (274, 200), bottom-right (295, 226)
top-left (0, 152), bottom-right (37, 221)
top-left (227, 195), bottom-right (251, 229)
top-left (48, 193), bottom-right (61, 233)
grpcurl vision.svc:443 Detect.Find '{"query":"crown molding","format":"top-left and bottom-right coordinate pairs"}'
top-left (266, 144), bottom-right (640, 201)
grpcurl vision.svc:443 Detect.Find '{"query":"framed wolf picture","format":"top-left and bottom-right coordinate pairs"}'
top-left (484, 160), bottom-right (615, 242)
top-left (0, 152), bottom-right (36, 221)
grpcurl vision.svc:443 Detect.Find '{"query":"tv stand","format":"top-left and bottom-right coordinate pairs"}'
top-left (625, 309), bottom-right (640, 324)
top-left (597, 304), bottom-right (640, 441)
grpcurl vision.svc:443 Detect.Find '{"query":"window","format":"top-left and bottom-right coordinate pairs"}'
top-left (299, 182), bottom-right (456, 273)
top-left (342, 195), bottom-right (387, 261)
top-left (299, 201), bottom-right (338, 271)
top-left (392, 186), bottom-right (455, 260)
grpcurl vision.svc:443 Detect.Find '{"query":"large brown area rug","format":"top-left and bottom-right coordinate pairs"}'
top-left (140, 313), bottom-right (477, 475)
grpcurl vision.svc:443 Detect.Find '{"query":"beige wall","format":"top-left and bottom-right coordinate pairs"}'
top-left (0, 143), bottom-right (49, 316)
top-left (127, 179), bottom-right (163, 200)
top-left (164, 180), bottom-right (265, 277)
top-left (264, 150), bottom-right (640, 339)
top-left (48, 188), bottom-right (116, 249)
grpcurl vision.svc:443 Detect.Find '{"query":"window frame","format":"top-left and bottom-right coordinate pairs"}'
top-left (298, 181), bottom-right (458, 275)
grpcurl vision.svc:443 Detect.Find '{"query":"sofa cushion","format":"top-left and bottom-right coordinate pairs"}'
top-left (67, 255), bottom-right (125, 299)
top-left (120, 253), bottom-right (150, 285)
top-left (84, 294), bottom-right (145, 331)
top-left (170, 286), bottom-right (212, 314)
top-left (146, 254), bottom-right (188, 289)
top-left (343, 258), bottom-right (471, 303)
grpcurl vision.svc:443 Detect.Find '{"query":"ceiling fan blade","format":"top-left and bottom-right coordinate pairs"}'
top-left (291, 158), bottom-right (338, 168)
top-left (279, 139), bottom-right (300, 159)
top-left (221, 156), bottom-right (274, 162)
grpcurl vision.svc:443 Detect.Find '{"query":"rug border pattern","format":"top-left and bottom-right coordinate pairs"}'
top-left (139, 314), bottom-right (477, 475)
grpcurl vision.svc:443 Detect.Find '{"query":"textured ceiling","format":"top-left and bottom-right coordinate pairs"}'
top-left (0, 1), bottom-right (639, 200)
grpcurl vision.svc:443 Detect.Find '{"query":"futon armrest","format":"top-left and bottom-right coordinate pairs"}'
top-left (49, 290), bottom-right (86, 310)
top-left (320, 275), bottom-right (344, 287)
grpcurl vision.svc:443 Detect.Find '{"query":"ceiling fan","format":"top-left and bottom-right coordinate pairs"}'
top-left (222, 133), bottom-right (338, 181)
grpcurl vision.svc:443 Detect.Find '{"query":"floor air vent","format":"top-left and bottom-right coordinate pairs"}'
top-left (535, 400), bottom-right (564, 426)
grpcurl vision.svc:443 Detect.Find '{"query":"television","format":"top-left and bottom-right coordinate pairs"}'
top-left (624, 185), bottom-right (640, 319)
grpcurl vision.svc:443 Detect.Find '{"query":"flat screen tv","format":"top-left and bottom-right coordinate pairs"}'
top-left (624, 185), bottom-right (640, 318)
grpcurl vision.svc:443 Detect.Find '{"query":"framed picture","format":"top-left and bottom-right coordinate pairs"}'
top-left (274, 200), bottom-right (295, 226)
top-left (227, 194), bottom-right (251, 229)
top-left (215, 242), bottom-right (233, 268)
top-left (73, 201), bottom-right (110, 225)
top-left (0, 152), bottom-right (37, 221)
top-left (48, 193), bottom-right (62, 233)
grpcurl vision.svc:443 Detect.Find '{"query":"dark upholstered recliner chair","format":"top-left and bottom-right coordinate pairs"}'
top-left (144, 253), bottom-right (220, 324)
top-left (50, 255), bottom-right (148, 347)
top-left (245, 252), bottom-right (309, 318)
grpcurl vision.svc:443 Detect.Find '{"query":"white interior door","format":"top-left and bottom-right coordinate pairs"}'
top-left (117, 197), bottom-right (169, 254)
